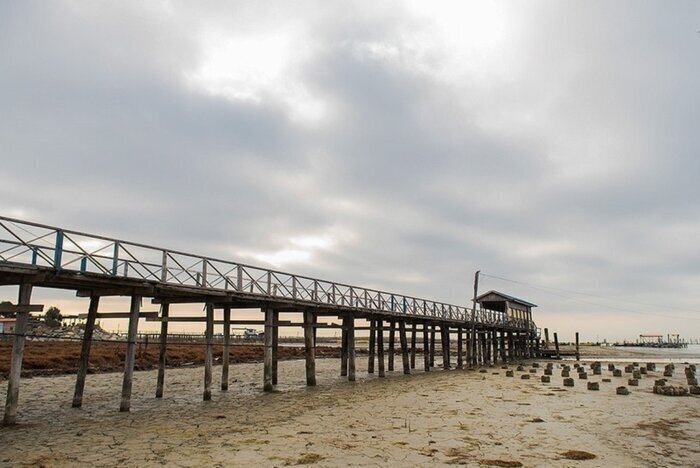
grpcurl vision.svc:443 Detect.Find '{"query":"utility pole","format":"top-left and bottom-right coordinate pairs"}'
top-left (470, 270), bottom-right (479, 367)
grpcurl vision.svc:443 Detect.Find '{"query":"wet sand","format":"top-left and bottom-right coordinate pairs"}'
top-left (1, 355), bottom-right (699, 467)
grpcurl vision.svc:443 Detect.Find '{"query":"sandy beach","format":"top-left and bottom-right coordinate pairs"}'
top-left (1, 349), bottom-right (699, 467)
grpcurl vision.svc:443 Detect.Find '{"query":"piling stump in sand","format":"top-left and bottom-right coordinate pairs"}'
top-left (541, 375), bottom-right (551, 383)
top-left (579, 372), bottom-right (588, 380)
top-left (506, 370), bottom-right (514, 377)
top-left (646, 362), bottom-right (656, 371)
top-left (690, 385), bottom-right (700, 395)
top-left (561, 370), bottom-right (570, 377)
top-left (613, 370), bottom-right (622, 377)
top-left (608, 363), bottom-right (615, 371)
top-left (628, 379), bottom-right (639, 386)
top-left (587, 382), bottom-right (599, 391)
top-left (654, 385), bottom-right (688, 396)
top-left (563, 378), bottom-right (574, 387)
top-left (616, 386), bottom-right (630, 395)
top-left (654, 379), bottom-right (666, 387)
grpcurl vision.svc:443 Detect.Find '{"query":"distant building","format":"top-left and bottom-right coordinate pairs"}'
top-left (0, 318), bottom-right (17, 334)
top-left (475, 290), bottom-right (537, 328)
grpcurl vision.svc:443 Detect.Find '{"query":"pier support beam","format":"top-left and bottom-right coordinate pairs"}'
top-left (457, 327), bottom-right (463, 369)
top-left (221, 305), bottom-right (231, 391)
top-left (554, 332), bottom-right (560, 360)
top-left (340, 316), bottom-right (348, 377)
top-left (399, 321), bottom-right (410, 375)
top-left (73, 295), bottom-right (100, 407)
top-left (377, 320), bottom-right (385, 378)
top-left (423, 322), bottom-right (430, 372)
top-left (303, 311), bottom-right (316, 386)
top-left (388, 321), bottom-right (396, 371)
top-left (120, 295), bottom-right (141, 412)
top-left (442, 325), bottom-right (450, 369)
top-left (203, 302), bottom-right (214, 401)
top-left (410, 323), bottom-right (417, 369)
top-left (347, 317), bottom-right (356, 381)
top-left (3, 283), bottom-right (33, 426)
top-left (492, 330), bottom-right (498, 365)
top-left (575, 332), bottom-right (580, 361)
top-left (155, 302), bottom-right (169, 398)
top-left (367, 319), bottom-right (376, 374)
top-left (429, 325), bottom-right (436, 368)
top-left (272, 310), bottom-right (279, 385)
top-left (507, 332), bottom-right (514, 361)
top-left (480, 332), bottom-right (487, 366)
top-left (263, 307), bottom-right (274, 392)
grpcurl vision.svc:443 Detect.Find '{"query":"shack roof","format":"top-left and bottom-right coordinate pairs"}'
top-left (476, 290), bottom-right (537, 308)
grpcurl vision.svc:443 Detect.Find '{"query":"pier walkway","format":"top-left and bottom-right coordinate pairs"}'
top-left (0, 216), bottom-right (539, 425)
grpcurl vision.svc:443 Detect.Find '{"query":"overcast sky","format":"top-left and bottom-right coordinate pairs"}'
top-left (1, 1), bottom-right (699, 341)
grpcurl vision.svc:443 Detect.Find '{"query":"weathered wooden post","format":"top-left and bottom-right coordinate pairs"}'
top-left (303, 311), bottom-right (316, 386)
top-left (340, 316), bottom-right (348, 377)
top-left (221, 305), bottom-right (231, 391)
top-left (3, 283), bottom-right (33, 425)
top-left (377, 319), bottom-right (385, 378)
top-left (263, 307), bottom-right (274, 392)
top-left (484, 330), bottom-right (491, 364)
top-left (507, 332), bottom-right (514, 361)
top-left (120, 294), bottom-right (141, 412)
top-left (492, 330), bottom-right (498, 365)
top-left (479, 331), bottom-right (488, 365)
top-left (155, 302), bottom-right (169, 398)
top-left (544, 328), bottom-right (550, 349)
top-left (457, 327), bottom-right (463, 369)
top-left (272, 310), bottom-right (279, 385)
top-left (575, 332), bottom-right (580, 361)
top-left (553, 332), bottom-right (560, 360)
top-left (429, 324), bottom-right (436, 367)
top-left (470, 270), bottom-right (480, 367)
top-left (367, 318), bottom-right (376, 374)
top-left (500, 331), bottom-right (506, 363)
top-left (203, 302), bottom-right (214, 401)
top-left (388, 320), bottom-right (396, 371)
top-left (423, 322), bottom-right (430, 372)
top-left (347, 316), bottom-right (356, 381)
top-left (410, 323), bottom-right (417, 369)
top-left (73, 295), bottom-right (100, 407)
top-left (399, 321), bottom-right (410, 375)
top-left (441, 325), bottom-right (450, 369)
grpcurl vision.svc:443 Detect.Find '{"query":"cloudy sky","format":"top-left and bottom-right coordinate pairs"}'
top-left (1, 1), bottom-right (699, 341)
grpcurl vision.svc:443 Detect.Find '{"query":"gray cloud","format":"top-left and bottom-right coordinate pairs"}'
top-left (1, 1), bottom-right (699, 340)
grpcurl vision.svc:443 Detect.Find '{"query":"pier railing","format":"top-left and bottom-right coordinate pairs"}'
top-left (0, 216), bottom-right (534, 330)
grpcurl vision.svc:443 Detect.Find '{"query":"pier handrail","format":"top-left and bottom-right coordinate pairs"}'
top-left (0, 216), bottom-right (535, 330)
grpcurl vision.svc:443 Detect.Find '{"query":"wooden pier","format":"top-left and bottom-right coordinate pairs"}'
top-left (0, 216), bottom-right (540, 425)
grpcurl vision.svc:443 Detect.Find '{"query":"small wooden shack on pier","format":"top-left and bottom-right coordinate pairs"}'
top-left (476, 290), bottom-right (536, 328)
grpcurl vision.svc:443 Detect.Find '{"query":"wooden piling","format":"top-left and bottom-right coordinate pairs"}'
top-left (492, 330), bottom-right (498, 365)
top-left (399, 321), bottom-right (410, 375)
top-left (221, 305), bottom-right (231, 391)
top-left (367, 319), bottom-right (376, 374)
top-left (3, 283), bottom-right (33, 425)
top-left (429, 325), bottom-right (436, 367)
top-left (457, 327), bottom-right (463, 369)
top-left (272, 310), bottom-right (279, 385)
top-left (507, 332), bottom-right (514, 361)
top-left (553, 332), bottom-right (560, 360)
top-left (388, 320), bottom-right (396, 371)
top-left (155, 302), bottom-right (169, 398)
top-left (500, 331), bottom-right (506, 364)
top-left (340, 316), bottom-right (348, 377)
top-left (544, 327), bottom-right (550, 349)
top-left (303, 311), bottom-right (316, 386)
top-left (423, 322), bottom-right (430, 372)
top-left (72, 295), bottom-right (100, 407)
top-left (410, 323), bottom-right (417, 369)
top-left (263, 307), bottom-right (274, 392)
top-left (479, 332), bottom-right (488, 365)
top-left (203, 302), bottom-right (214, 401)
top-left (377, 320), bottom-right (385, 378)
top-left (347, 316), bottom-right (356, 381)
top-left (120, 295), bottom-right (141, 412)
top-left (442, 325), bottom-right (450, 369)
top-left (575, 332), bottom-right (580, 361)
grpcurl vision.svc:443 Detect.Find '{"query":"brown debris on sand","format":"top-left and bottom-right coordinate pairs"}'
top-left (561, 450), bottom-right (596, 460)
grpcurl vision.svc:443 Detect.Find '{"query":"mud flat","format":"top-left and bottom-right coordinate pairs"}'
top-left (1, 356), bottom-right (699, 467)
